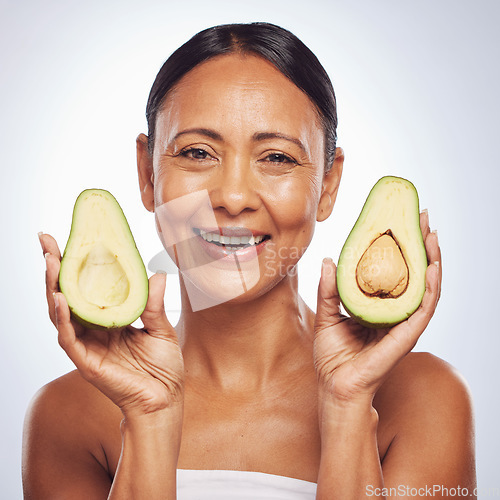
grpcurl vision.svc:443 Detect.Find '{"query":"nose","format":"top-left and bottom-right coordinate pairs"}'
top-left (210, 154), bottom-right (261, 216)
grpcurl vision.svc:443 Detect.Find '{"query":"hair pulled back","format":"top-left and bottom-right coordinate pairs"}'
top-left (146, 22), bottom-right (337, 170)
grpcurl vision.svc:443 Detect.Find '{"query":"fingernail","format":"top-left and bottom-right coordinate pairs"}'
top-left (431, 229), bottom-right (438, 243)
top-left (156, 269), bottom-right (167, 275)
top-left (433, 261), bottom-right (440, 270)
top-left (38, 231), bottom-right (45, 252)
top-left (53, 292), bottom-right (59, 309)
top-left (321, 257), bottom-right (333, 277)
top-left (422, 208), bottom-right (429, 225)
top-left (45, 252), bottom-right (51, 262)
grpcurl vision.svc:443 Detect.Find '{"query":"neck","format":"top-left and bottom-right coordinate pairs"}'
top-left (176, 272), bottom-right (315, 392)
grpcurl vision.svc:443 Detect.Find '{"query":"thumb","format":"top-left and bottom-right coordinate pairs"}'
top-left (315, 258), bottom-right (344, 330)
top-left (140, 273), bottom-right (175, 337)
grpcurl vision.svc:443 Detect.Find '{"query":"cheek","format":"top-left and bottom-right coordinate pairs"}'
top-left (261, 174), bottom-right (322, 272)
top-left (152, 167), bottom-right (213, 252)
top-left (268, 175), bottom-right (322, 230)
top-left (261, 180), bottom-right (319, 281)
top-left (153, 163), bottom-right (207, 208)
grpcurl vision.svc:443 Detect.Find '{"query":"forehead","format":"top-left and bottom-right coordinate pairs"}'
top-left (156, 53), bottom-right (322, 140)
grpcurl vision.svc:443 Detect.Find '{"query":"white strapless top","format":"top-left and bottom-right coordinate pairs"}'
top-left (177, 469), bottom-right (317, 499)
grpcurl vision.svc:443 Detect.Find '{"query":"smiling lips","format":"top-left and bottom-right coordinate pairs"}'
top-left (193, 227), bottom-right (270, 257)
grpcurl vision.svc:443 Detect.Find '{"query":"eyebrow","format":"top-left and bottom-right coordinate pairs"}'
top-left (171, 128), bottom-right (307, 154)
top-left (172, 128), bottom-right (223, 142)
top-left (252, 132), bottom-right (307, 154)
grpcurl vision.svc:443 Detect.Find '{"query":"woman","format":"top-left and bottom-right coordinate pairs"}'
top-left (24, 22), bottom-right (475, 499)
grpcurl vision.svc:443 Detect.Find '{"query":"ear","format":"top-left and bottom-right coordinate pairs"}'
top-left (316, 147), bottom-right (344, 222)
top-left (137, 133), bottom-right (155, 213)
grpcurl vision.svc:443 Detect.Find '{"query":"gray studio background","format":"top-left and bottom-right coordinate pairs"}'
top-left (2, 0), bottom-right (499, 497)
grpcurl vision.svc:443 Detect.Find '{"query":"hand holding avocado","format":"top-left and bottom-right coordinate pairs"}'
top-left (314, 177), bottom-right (441, 404)
top-left (39, 222), bottom-right (184, 418)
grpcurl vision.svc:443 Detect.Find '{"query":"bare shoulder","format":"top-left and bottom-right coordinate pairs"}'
top-left (23, 371), bottom-right (122, 498)
top-left (375, 351), bottom-right (474, 419)
top-left (28, 369), bottom-right (103, 407)
top-left (375, 352), bottom-right (476, 487)
top-left (25, 369), bottom-right (121, 442)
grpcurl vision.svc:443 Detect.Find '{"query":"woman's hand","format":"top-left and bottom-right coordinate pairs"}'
top-left (313, 210), bottom-right (441, 405)
top-left (39, 233), bottom-right (184, 418)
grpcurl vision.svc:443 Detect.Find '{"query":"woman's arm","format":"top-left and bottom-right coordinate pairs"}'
top-left (314, 211), bottom-right (475, 498)
top-left (23, 234), bottom-right (185, 499)
top-left (23, 377), bottom-right (114, 499)
top-left (109, 408), bottom-right (183, 499)
top-left (316, 355), bottom-right (476, 499)
top-left (379, 353), bottom-right (476, 497)
top-left (23, 373), bottom-right (183, 500)
top-left (316, 396), bottom-right (383, 499)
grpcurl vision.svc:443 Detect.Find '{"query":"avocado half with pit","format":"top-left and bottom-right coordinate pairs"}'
top-left (59, 189), bottom-right (149, 329)
top-left (337, 176), bottom-right (427, 328)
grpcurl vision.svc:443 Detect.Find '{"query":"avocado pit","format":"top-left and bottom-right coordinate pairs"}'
top-left (356, 231), bottom-right (409, 298)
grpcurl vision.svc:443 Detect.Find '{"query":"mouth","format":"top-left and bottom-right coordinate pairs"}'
top-left (193, 228), bottom-right (271, 253)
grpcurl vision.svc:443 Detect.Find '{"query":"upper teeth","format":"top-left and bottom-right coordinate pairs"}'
top-left (198, 230), bottom-right (265, 246)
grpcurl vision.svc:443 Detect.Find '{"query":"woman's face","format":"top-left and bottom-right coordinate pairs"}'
top-left (138, 53), bottom-right (342, 309)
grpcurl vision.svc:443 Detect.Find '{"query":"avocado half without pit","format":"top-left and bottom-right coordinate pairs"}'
top-left (59, 189), bottom-right (149, 330)
top-left (337, 176), bottom-right (427, 328)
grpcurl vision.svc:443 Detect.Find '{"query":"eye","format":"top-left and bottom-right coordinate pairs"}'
top-left (263, 153), bottom-right (297, 164)
top-left (179, 148), bottom-right (213, 160)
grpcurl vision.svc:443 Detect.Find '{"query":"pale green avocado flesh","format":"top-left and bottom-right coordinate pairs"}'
top-left (59, 189), bottom-right (149, 329)
top-left (337, 176), bottom-right (427, 328)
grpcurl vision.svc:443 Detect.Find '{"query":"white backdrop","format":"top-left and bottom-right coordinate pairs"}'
top-left (2, 0), bottom-right (499, 497)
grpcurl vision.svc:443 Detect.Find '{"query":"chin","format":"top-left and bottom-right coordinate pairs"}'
top-left (180, 264), bottom-right (260, 312)
top-left (180, 260), bottom-right (293, 312)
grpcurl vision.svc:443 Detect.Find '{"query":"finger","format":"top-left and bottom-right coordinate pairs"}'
top-left (140, 273), bottom-right (176, 338)
top-left (39, 232), bottom-right (62, 260)
top-left (315, 258), bottom-right (345, 331)
top-left (54, 292), bottom-right (89, 370)
top-left (45, 252), bottom-right (61, 325)
top-left (419, 209), bottom-right (430, 243)
top-left (424, 229), bottom-right (442, 301)
top-left (402, 261), bottom-right (440, 345)
top-left (387, 261), bottom-right (439, 355)
top-left (357, 262), bottom-right (440, 383)
top-left (425, 231), bottom-right (440, 264)
top-left (420, 208), bottom-right (442, 301)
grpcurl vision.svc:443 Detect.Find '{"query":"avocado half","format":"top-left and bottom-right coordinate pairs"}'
top-left (337, 176), bottom-right (427, 328)
top-left (59, 189), bottom-right (149, 329)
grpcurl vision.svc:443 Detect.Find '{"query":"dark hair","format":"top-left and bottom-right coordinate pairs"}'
top-left (146, 22), bottom-right (337, 171)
